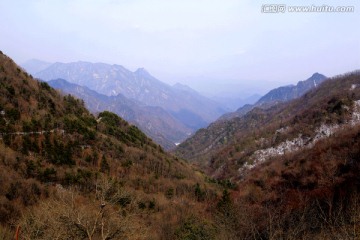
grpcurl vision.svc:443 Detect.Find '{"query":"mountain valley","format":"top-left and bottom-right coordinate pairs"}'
top-left (3, 50), bottom-right (360, 239)
top-left (25, 60), bottom-right (227, 149)
top-left (47, 78), bottom-right (192, 149)
top-left (2, 0), bottom-right (359, 238)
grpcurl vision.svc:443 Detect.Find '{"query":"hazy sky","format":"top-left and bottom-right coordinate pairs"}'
top-left (1, 0), bottom-right (359, 97)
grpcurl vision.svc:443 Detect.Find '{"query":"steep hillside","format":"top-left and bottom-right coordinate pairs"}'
top-left (48, 78), bottom-right (191, 149)
top-left (215, 122), bottom-right (360, 239)
top-left (175, 71), bottom-right (360, 239)
top-left (175, 72), bottom-right (360, 178)
top-left (221, 72), bottom-right (327, 120)
top-left (33, 61), bottom-right (226, 130)
top-left (0, 51), bottom-right (221, 239)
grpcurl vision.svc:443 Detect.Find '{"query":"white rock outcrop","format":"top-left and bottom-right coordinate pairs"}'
top-left (239, 100), bottom-right (360, 172)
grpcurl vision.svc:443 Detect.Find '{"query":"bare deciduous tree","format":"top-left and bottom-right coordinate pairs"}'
top-left (19, 175), bottom-right (148, 240)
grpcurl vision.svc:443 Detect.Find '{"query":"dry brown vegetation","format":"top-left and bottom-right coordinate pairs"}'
top-left (218, 124), bottom-right (360, 239)
top-left (2, 49), bottom-right (360, 239)
top-left (175, 70), bottom-right (360, 239)
top-left (0, 51), bottom-right (223, 239)
top-left (176, 71), bottom-right (360, 180)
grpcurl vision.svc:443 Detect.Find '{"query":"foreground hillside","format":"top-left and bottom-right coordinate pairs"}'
top-left (0, 51), bottom-right (223, 239)
top-left (175, 71), bottom-right (360, 238)
top-left (217, 122), bottom-right (360, 239)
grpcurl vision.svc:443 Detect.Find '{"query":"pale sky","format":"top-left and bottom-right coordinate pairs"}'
top-left (0, 0), bottom-right (359, 97)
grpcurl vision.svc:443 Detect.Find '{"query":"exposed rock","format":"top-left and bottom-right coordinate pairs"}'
top-left (240, 100), bottom-right (360, 172)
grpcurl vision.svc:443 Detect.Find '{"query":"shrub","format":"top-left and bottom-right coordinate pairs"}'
top-left (100, 156), bottom-right (110, 173)
top-left (6, 108), bottom-right (20, 121)
top-left (39, 81), bottom-right (51, 91)
top-left (118, 196), bottom-right (131, 207)
top-left (194, 183), bottom-right (205, 202)
top-left (39, 167), bottom-right (57, 182)
top-left (148, 199), bottom-right (156, 210)
top-left (175, 217), bottom-right (215, 240)
top-left (165, 188), bottom-right (174, 199)
top-left (138, 201), bottom-right (146, 210)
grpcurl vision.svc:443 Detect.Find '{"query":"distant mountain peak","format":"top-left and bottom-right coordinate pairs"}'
top-left (135, 67), bottom-right (149, 74)
top-left (308, 72), bottom-right (327, 82)
top-left (134, 67), bottom-right (155, 80)
top-left (311, 72), bottom-right (325, 78)
top-left (135, 67), bottom-right (146, 71)
top-left (256, 72), bottom-right (327, 103)
top-left (220, 72), bottom-right (328, 121)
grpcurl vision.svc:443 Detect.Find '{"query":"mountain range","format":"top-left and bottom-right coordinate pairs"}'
top-left (31, 61), bottom-right (226, 125)
top-left (23, 60), bottom-right (227, 149)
